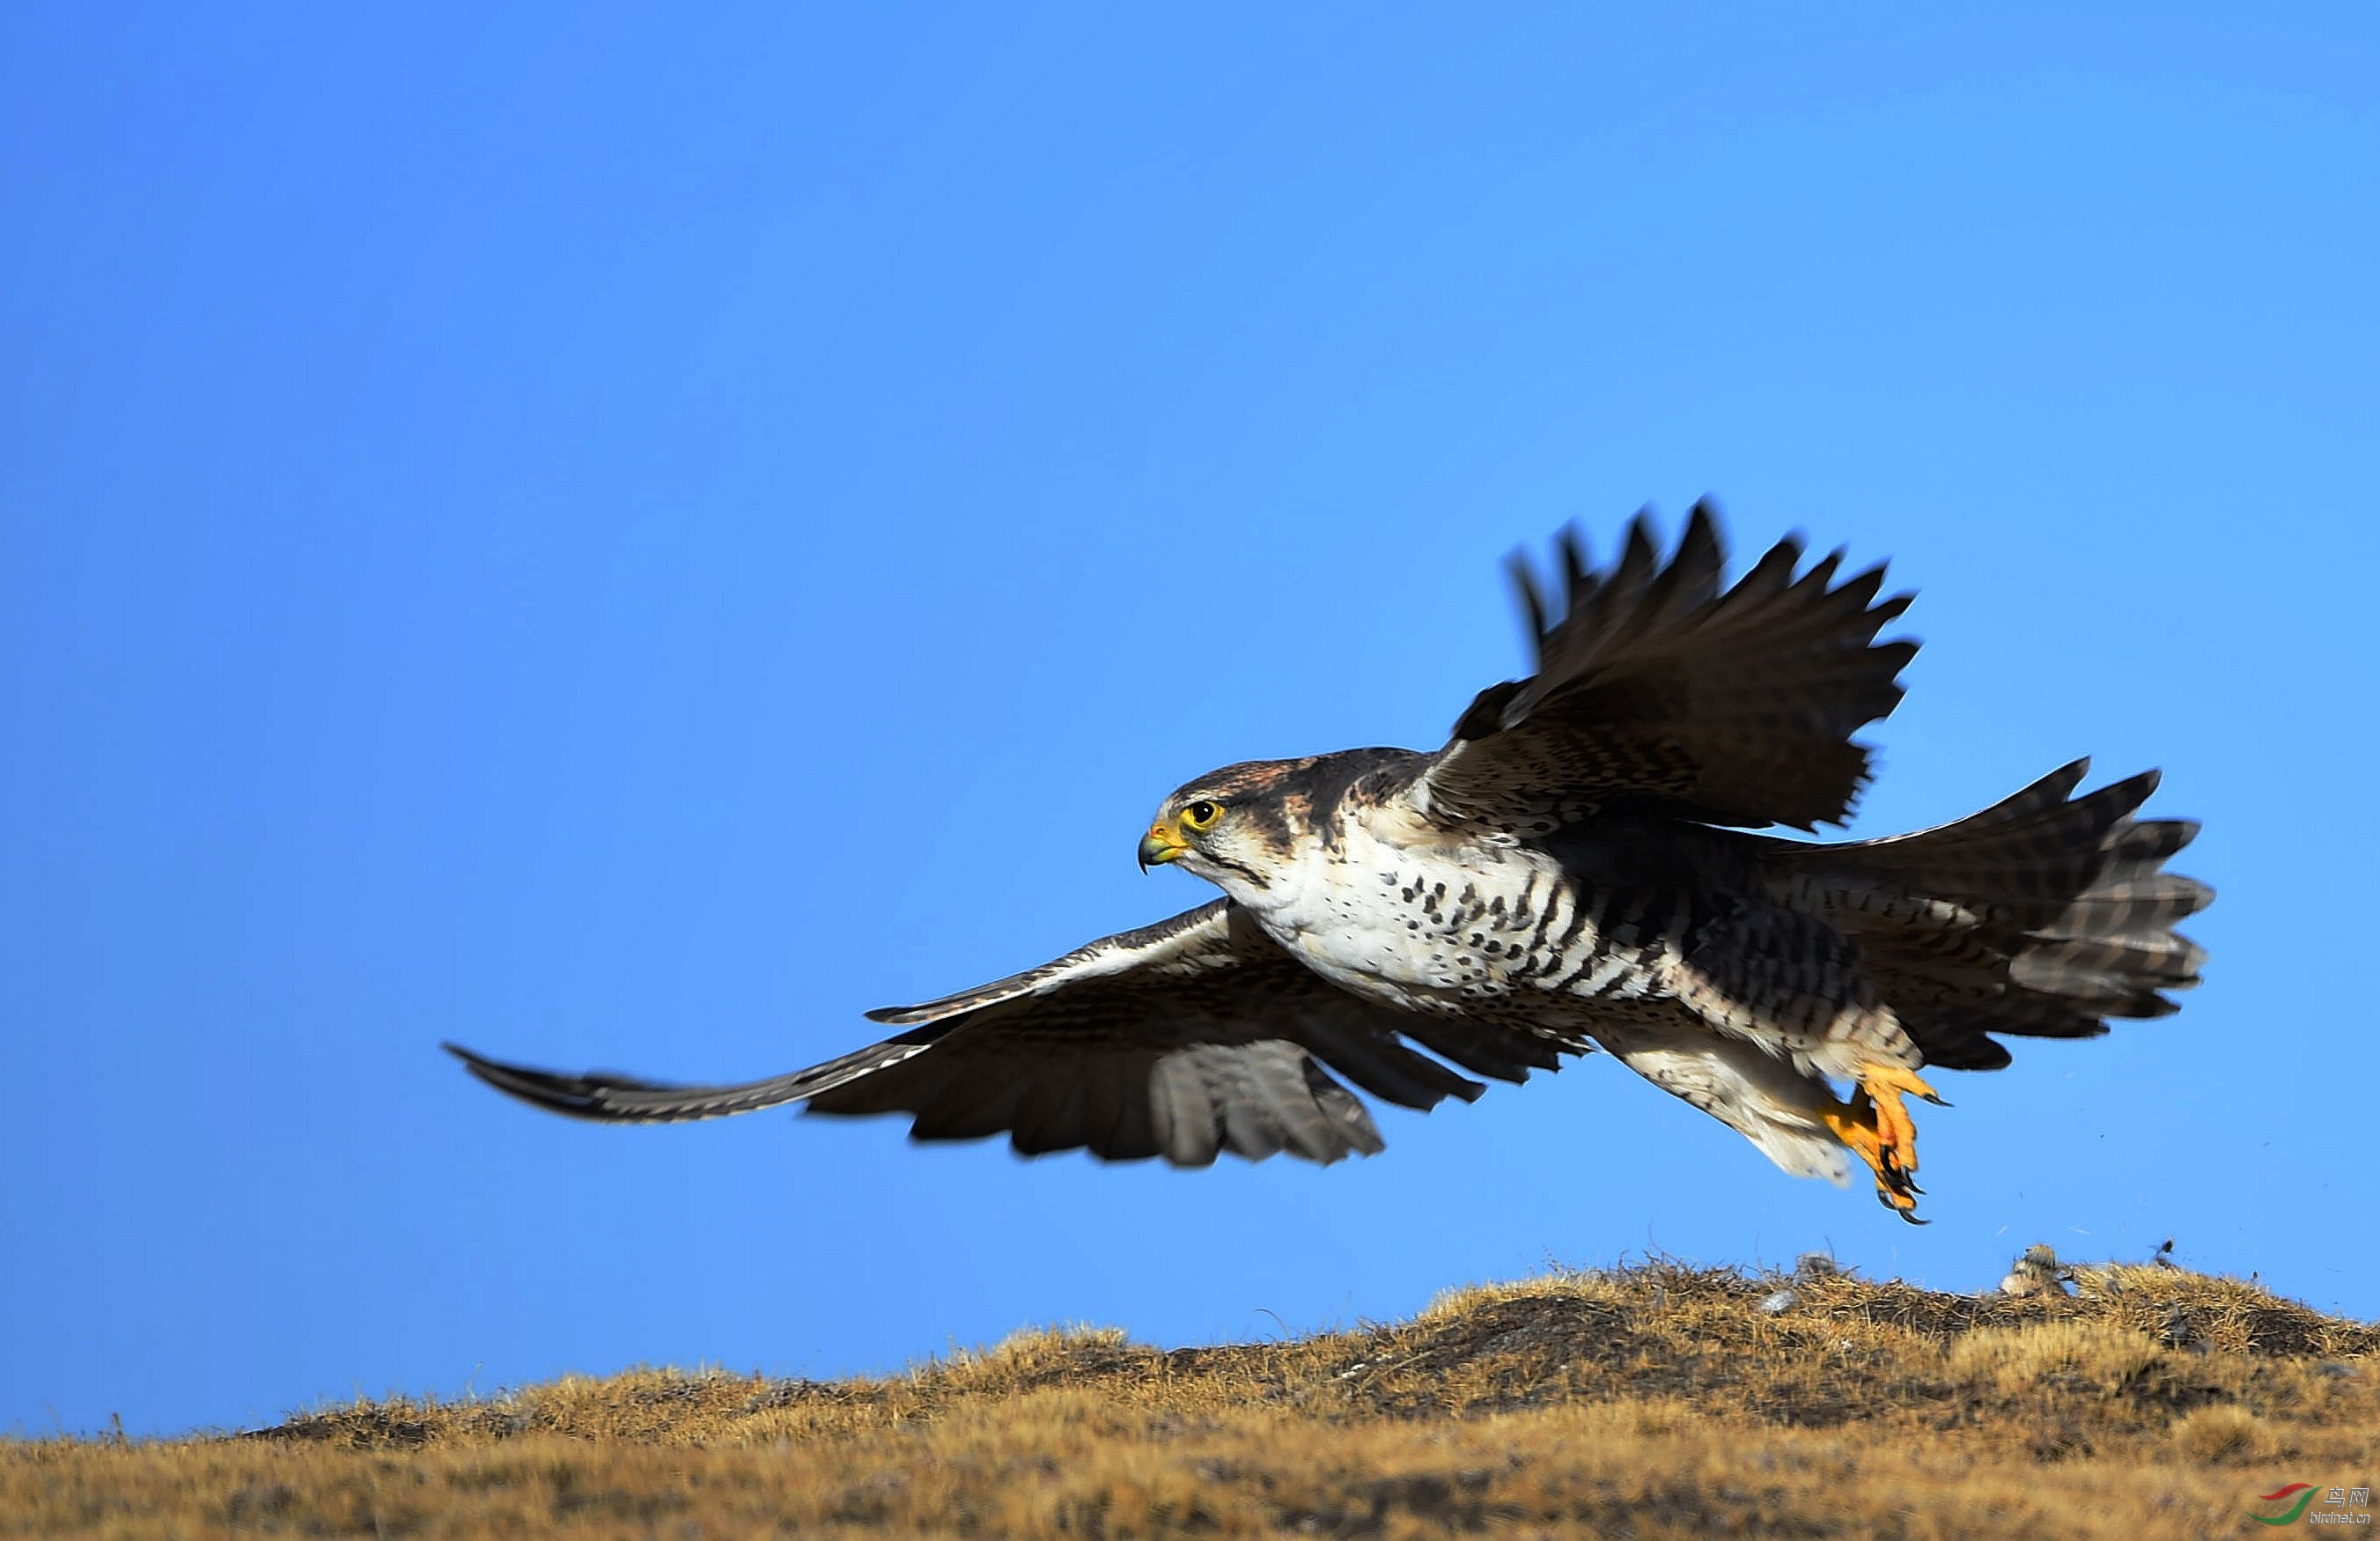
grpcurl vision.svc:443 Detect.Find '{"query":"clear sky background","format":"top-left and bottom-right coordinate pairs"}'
top-left (6, 4), bottom-right (2376, 1439)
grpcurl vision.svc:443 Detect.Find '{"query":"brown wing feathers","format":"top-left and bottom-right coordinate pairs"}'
top-left (442, 1033), bottom-right (943, 1124)
top-left (447, 903), bottom-right (1532, 1169)
top-left (1436, 500), bottom-right (1916, 832)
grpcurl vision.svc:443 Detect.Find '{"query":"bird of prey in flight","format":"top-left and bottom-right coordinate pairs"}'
top-left (450, 502), bottom-right (2208, 1220)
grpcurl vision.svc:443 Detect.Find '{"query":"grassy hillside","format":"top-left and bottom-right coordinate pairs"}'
top-left (9, 1257), bottom-right (2376, 1537)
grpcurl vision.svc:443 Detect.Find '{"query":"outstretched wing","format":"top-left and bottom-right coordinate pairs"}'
top-left (1411, 500), bottom-right (1917, 834)
top-left (449, 901), bottom-right (1542, 1169)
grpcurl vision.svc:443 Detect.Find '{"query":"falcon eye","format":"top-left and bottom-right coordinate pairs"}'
top-left (1181, 800), bottom-right (1222, 831)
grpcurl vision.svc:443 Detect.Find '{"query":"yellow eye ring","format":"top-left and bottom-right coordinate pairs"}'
top-left (1181, 799), bottom-right (1222, 831)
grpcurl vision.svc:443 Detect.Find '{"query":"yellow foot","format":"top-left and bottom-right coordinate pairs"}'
top-left (1821, 1064), bottom-right (1949, 1225)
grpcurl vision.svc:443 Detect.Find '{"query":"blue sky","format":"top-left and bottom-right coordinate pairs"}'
top-left (5, 4), bottom-right (2375, 1439)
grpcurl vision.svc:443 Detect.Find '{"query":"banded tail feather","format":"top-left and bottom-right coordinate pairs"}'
top-left (1772, 758), bottom-right (2212, 1070)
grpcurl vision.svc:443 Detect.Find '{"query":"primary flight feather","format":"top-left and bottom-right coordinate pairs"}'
top-left (449, 501), bottom-right (2209, 1220)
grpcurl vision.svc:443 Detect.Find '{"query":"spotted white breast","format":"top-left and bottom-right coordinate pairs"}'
top-left (1225, 809), bottom-right (1682, 1019)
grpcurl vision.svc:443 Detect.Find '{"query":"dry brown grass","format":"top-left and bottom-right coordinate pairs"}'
top-left (9, 1257), bottom-right (2376, 1537)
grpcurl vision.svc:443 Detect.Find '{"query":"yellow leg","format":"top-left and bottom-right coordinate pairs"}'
top-left (1821, 1065), bottom-right (1948, 1225)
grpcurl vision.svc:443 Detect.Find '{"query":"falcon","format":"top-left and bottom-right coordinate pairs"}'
top-left (449, 503), bottom-right (2209, 1220)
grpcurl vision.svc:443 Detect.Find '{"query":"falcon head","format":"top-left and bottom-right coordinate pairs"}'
top-left (1137, 748), bottom-right (1422, 896)
top-left (1138, 758), bottom-right (1313, 893)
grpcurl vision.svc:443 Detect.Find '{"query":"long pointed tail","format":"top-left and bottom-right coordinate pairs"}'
top-left (1771, 759), bottom-right (2211, 1069)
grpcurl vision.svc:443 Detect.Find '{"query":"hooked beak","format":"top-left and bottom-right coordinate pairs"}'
top-left (1138, 822), bottom-right (1187, 871)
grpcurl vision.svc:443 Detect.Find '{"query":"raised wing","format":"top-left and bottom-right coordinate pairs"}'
top-left (1413, 500), bottom-right (1917, 834)
top-left (448, 902), bottom-right (1561, 1168)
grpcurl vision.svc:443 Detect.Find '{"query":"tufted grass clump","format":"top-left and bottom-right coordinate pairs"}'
top-left (8, 1257), bottom-right (2375, 1538)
